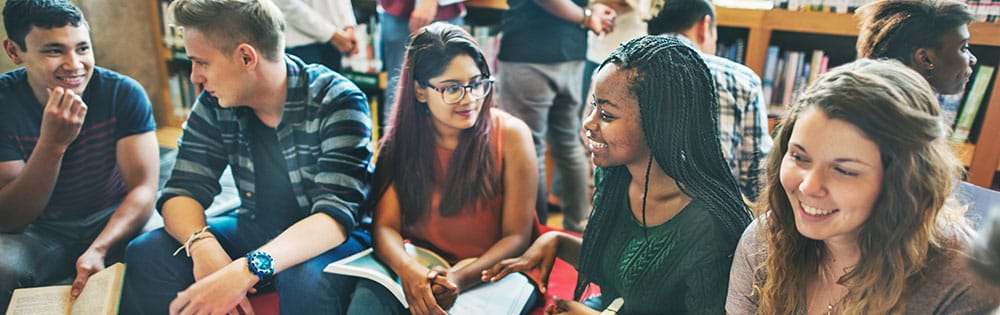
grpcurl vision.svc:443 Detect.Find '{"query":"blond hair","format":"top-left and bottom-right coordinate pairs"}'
top-left (170, 0), bottom-right (285, 61)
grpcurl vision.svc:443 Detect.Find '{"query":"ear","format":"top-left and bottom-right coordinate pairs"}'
top-left (698, 15), bottom-right (717, 55)
top-left (414, 81), bottom-right (428, 103)
top-left (3, 39), bottom-right (24, 65)
top-left (912, 47), bottom-right (936, 72)
top-left (235, 43), bottom-right (259, 69)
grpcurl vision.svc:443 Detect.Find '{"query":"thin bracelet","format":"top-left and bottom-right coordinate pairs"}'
top-left (173, 226), bottom-right (211, 256)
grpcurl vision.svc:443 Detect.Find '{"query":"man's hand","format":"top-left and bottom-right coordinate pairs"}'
top-left (330, 28), bottom-right (358, 55)
top-left (409, 0), bottom-right (438, 34)
top-left (190, 237), bottom-right (233, 281)
top-left (169, 259), bottom-right (258, 315)
top-left (70, 248), bottom-right (106, 297)
top-left (584, 3), bottom-right (616, 35)
top-left (39, 87), bottom-right (87, 152)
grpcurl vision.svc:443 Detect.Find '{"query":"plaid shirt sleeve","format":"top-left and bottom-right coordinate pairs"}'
top-left (157, 97), bottom-right (228, 212)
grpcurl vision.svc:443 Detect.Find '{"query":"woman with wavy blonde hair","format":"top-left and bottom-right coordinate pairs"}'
top-left (726, 59), bottom-right (1000, 314)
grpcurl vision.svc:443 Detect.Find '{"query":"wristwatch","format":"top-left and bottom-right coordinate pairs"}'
top-left (246, 250), bottom-right (275, 281)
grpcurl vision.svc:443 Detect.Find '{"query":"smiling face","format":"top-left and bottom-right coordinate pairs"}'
top-left (780, 107), bottom-right (884, 245)
top-left (415, 53), bottom-right (487, 134)
top-left (183, 28), bottom-right (250, 107)
top-left (924, 24), bottom-right (977, 95)
top-left (4, 25), bottom-right (94, 105)
top-left (582, 63), bottom-right (649, 169)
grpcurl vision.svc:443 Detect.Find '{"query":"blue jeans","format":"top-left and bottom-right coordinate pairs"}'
top-left (0, 204), bottom-right (117, 314)
top-left (380, 12), bottom-right (464, 124)
top-left (121, 213), bottom-right (369, 315)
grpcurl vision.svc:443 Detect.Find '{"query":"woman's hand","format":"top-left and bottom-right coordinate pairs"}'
top-left (430, 267), bottom-right (458, 310)
top-left (482, 232), bottom-right (560, 293)
top-left (545, 296), bottom-right (600, 315)
top-left (399, 263), bottom-right (451, 315)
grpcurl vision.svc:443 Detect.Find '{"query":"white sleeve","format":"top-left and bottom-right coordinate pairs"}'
top-left (272, 0), bottom-right (340, 42)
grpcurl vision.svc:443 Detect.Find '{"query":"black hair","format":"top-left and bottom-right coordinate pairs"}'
top-left (646, 0), bottom-right (715, 35)
top-left (856, 0), bottom-right (973, 65)
top-left (574, 35), bottom-right (752, 299)
top-left (3, 0), bottom-right (87, 51)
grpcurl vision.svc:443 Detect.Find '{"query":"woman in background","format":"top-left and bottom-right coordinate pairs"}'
top-left (856, 0), bottom-right (977, 95)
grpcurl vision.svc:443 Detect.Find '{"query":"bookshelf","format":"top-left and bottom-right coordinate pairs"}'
top-left (147, 0), bottom-right (183, 129)
top-left (716, 7), bottom-right (1000, 189)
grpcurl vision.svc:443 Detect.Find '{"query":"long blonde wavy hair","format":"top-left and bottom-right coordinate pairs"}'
top-left (754, 59), bottom-right (968, 314)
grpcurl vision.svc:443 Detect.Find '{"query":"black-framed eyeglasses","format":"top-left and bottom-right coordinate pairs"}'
top-left (423, 77), bottom-right (494, 104)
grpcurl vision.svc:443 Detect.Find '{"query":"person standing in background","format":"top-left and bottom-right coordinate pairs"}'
top-left (498, 0), bottom-right (614, 231)
top-left (647, 0), bottom-right (772, 201)
top-left (275, 0), bottom-right (360, 72)
top-left (380, 0), bottom-right (465, 123)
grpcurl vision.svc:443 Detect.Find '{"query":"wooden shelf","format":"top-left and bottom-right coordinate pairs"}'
top-left (156, 127), bottom-right (183, 150)
top-left (717, 7), bottom-right (1000, 189)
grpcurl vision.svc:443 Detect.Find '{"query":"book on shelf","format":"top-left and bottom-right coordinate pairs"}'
top-left (940, 92), bottom-right (965, 130)
top-left (5, 263), bottom-right (126, 315)
top-left (951, 64), bottom-right (996, 143)
top-left (324, 244), bottom-right (536, 313)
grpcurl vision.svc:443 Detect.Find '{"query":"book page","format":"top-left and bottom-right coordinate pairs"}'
top-left (448, 272), bottom-right (536, 315)
top-left (5, 286), bottom-right (72, 315)
top-left (70, 263), bottom-right (125, 315)
top-left (324, 248), bottom-right (409, 307)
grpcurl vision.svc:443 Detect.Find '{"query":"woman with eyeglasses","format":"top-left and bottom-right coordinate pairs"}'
top-left (345, 22), bottom-right (539, 315)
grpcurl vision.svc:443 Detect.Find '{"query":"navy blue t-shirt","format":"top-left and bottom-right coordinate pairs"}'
top-left (0, 67), bottom-right (156, 219)
top-left (498, 0), bottom-right (588, 63)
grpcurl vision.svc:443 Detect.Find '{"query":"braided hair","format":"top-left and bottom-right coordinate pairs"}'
top-left (574, 35), bottom-right (752, 299)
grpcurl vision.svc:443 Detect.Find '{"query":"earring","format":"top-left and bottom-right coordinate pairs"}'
top-left (927, 63), bottom-right (934, 70)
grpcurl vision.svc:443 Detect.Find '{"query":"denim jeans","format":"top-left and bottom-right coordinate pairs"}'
top-left (498, 60), bottom-right (590, 232)
top-left (380, 12), bottom-right (464, 124)
top-left (0, 204), bottom-right (117, 314)
top-left (121, 213), bottom-right (369, 315)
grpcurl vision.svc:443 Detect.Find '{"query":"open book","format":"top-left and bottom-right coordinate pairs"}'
top-left (6, 263), bottom-right (125, 315)
top-left (324, 244), bottom-right (536, 313)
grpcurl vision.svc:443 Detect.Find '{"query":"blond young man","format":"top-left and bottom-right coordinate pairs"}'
top-left (121, 0), bottom-right (374, 313)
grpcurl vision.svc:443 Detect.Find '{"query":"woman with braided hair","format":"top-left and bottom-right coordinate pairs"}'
top-left (726, 59), bottom-right (1000, 314)
top-left (484, 35), bottom-right (752, 314)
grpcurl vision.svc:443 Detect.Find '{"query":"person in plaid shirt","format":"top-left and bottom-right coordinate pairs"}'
top-left (647, 0), bottom-right (773, 201)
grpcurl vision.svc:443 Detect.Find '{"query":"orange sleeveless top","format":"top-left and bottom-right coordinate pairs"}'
top-left (402, 113), bottom-right (507, 264)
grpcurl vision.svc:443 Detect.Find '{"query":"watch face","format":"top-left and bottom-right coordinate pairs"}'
top-left (248, 251), bottom-right (274, 278)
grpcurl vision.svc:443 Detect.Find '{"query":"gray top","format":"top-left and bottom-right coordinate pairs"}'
top-left (726, 218), bottom-right (1000, 315)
